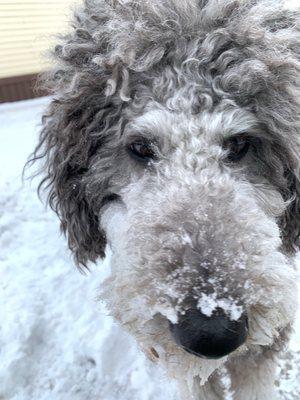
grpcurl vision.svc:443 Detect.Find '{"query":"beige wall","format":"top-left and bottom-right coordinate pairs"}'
top-left (0, 0), bottom-right (79, 79)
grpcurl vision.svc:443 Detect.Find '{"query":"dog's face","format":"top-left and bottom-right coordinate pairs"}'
top-left (32, 0), bottom-right (300, 391)
top-left (99, 100), bottom-right (297, 383)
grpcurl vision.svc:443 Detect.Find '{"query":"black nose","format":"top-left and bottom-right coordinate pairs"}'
top-left (169, 308), bottom-right (248, 359)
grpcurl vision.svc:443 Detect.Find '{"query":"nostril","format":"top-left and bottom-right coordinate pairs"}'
top-left (169, 308), bottom-right (248, 359)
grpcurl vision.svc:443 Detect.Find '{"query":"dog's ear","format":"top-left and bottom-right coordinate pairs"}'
top-left (34, 88), bottom-right (116, 268)
top-left (280, 165), bottom-right (300, 254)
top-left (260, 6), bottom-right (300, 254)
top-left (226, 4), bottom-right (300, 254)
top-left (30, 6), bottom-right (128, 268)
top-left (221, 4), bottom-right (300, 254)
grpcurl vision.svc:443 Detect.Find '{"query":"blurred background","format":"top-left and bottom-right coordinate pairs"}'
top-left (0, 0), bottom-right (77, 103)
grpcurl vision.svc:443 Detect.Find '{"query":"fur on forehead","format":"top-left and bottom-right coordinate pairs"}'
top-left (127, 103), bottom-right (261, 141)
top-left (50, 0), bottom-right (300, 106)
top-left (63, 0), bottom-right (300, 148)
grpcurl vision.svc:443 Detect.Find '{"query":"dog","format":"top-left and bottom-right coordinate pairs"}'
top-left (31, 0), bottom-right (300, 398)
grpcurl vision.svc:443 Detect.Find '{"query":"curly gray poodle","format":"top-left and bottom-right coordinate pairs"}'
top-left (31, 0), bottom-right (300, 398)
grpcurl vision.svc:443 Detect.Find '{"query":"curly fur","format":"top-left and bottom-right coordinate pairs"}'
top-left (29, 0), bottom-right (300, 398)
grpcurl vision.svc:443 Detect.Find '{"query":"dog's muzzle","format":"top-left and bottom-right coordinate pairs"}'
top-left (169, 308), bottom-right (248, 359)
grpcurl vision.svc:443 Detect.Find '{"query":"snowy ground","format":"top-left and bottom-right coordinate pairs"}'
top-left (0, 97), bottom-right (299, 399)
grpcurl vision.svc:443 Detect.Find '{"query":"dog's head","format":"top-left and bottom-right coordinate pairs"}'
top-left (32, 0), bottom-right (300, 390)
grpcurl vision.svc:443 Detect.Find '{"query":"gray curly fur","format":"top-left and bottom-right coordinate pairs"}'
top-left (30, 0), bottom-right (300, 269)
top-left (29, 0), bottom-right (300, 264)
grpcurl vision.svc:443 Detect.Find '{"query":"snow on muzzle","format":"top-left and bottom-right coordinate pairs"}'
top-left (101, 170), bottom-right (287, 356)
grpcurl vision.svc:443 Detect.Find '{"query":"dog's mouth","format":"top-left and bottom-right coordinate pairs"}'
top-left (169, 308), bottom-right (248, 360)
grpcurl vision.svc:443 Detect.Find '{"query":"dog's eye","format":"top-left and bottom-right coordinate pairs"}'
top-left (128, 141), bottom-right (156, 162)
top-left (224, 135), bottom-right (250, 162)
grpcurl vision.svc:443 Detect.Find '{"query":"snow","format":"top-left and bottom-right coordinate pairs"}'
top-left (219, 367), bottom-right (234, 400)
top-left (0, 97), bottom-right (299, 399)
top-left (197, 293), bottom-right (243, 321)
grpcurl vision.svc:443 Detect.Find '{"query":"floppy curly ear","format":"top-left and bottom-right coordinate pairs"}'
top-left (258, 6), bottom-right (300, 254)
top-left (33, 85), bottom-right (122, 267)
top-left (232, 4), bottom-right (300, 254)
top-left (280, 162), bottom-right (300, 254)
top-left (30, 5), bottom-right (127, 267)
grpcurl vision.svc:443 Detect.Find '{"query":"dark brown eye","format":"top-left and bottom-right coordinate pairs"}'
top-left (128, 141), bottom-right (156, 162)
top-left (224, 135), bottom-right (250, 162)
